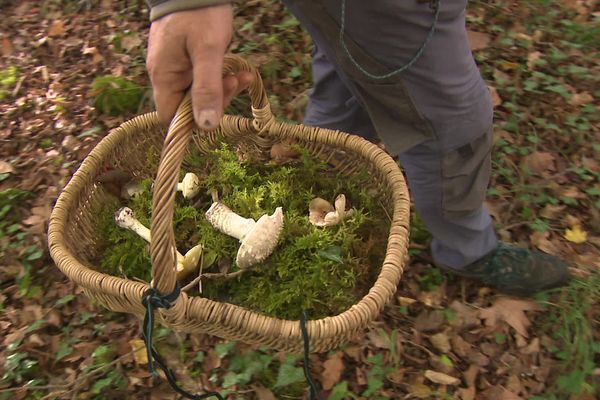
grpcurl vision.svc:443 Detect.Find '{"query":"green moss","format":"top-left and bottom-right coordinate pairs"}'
top-left (97, 144), bottom-right (390, 319)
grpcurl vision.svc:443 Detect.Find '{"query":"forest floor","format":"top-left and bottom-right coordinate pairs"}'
top-left (0, 1), bottom-right (599, 399)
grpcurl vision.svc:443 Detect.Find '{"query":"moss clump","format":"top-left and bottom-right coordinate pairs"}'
top-left (97, 143), bottom-right (390, 319)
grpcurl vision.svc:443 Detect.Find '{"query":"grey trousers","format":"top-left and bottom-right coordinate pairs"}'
top-left (283, 0), bottom-right (498, 269)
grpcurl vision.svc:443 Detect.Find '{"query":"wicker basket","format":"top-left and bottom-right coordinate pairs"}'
top-left (48, 55), bottom-right (410, 353)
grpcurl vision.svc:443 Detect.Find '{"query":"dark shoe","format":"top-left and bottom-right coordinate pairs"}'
top-left (438, 243), bottom-right (570, 297)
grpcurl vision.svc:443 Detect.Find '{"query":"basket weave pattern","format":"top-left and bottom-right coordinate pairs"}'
top-left (48, 55), bottom-right (411, 353)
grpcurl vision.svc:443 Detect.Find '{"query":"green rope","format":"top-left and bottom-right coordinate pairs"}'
top-left (141, 283), bottom-right (224, 400)
top-left (339, 0), bottom-right (441, 79)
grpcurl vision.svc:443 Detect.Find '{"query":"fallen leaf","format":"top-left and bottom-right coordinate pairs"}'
top-left (129, 339), bottom-right (148, 364)
top-left (366, 329), bottom-right (390, 349)
top-left (488, 86), bottom-right (502, 106)
top-left (522, 151), bottom-right (556, 175)
top-left (564, 225), bottom-right (587, 243)
top-left (526, 51), bottom-right (542, 70)
top-left (529, 231), bottom-right (561, 256)
top-left (407, 382), bottom-right (433, 398)
top-left (449, 300), bottom-right (480, 329)
top-left (0, 160), bottom-right (15, 174)
top-left (450, 335), bottom-right (471, 357)
top-left (570, 92), bottom-right (593, 106)
top-left (414, 310), bottom-right (445, 332)
top-left (479, 297), bottom-right (540, 337)
top-left (252, 385), bottom-right (276, 400)
top-left (499, 387), bottom-right (523, 400)
top-left (121, 33), bottom-right (142, 53)
top-left (429, 332), bottom-right (451, 353)
top-left (521, 337), bottom-right (540, 355)
top-left (539, 204), bottom-right (566, 219)
top-left (321, 352), bottom-right (344, 390)
top-left (1, 37), bottom-right (14, 56)
top-left (48, 20), bottom-right (66, 37)
top-left (467, 31), bottom-right (490, 51)
top-left (424, 370), bottom-right (460, 385)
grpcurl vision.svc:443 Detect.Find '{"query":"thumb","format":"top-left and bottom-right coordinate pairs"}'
top-left (190, 55), bottom-right (224, 130)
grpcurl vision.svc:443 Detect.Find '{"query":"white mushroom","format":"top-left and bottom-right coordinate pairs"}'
top-left (308, 194), bottom-right (354, 227)
top-left (176, 173), bottom-right (200, 199)
top-left (205, 202), bottom-right (284, 269)
top-left (114, 207), bottom-right (202, 278)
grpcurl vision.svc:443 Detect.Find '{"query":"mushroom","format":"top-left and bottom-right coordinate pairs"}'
top-left (205, 202), bottom-right (284, 269)
top-left (176, 173), bottom-right (200, 199)
top-left (114, 207), bottom-right (202, 278)
top-left (308, 194), bottom-right (353, 227)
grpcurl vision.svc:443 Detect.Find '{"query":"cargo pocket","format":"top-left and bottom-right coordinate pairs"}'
top-left (441, 128), bottom-right (493, 218)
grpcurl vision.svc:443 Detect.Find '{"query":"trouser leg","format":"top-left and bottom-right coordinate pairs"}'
top-left (304, 44), bottom-right (378, 142)
top-left (283, 0), bottom-right (498, 269)
top-left (398, 133), bottom-right (498, 269)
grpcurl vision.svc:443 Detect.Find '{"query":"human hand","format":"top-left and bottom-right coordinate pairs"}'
top-left (146, 4), bottom-right (254, 129)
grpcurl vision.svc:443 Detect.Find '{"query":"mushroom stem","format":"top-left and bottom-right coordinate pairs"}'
top-left (115, 207), bottom-right (151, 242)
top-left (205, 202), bottom-right (284, 269)
top-left (114, 207), bottom-right (201, 277)
top-left (205, 202), bottom-right (256, 240)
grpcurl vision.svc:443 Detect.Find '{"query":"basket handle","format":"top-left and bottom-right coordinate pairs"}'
top-left (149, 54), bottom-right (271, 295)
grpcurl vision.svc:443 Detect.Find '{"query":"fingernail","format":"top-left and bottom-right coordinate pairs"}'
top-left (196, 109), bottom-right (218, 130)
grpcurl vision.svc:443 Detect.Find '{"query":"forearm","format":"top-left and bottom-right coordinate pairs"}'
top-left (147, 0), bottom-right (232, 21)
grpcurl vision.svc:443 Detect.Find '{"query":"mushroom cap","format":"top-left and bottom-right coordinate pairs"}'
top-left (181, 173), bottom-right (200, 199)
top-left (177, 244), bottom-right (203, 278)
top-left (115, 207), bottom-right (136, 229)
top-left (308, 197), bottom-right (334, 226)
top-left (236, 207), bottom-right (284, 269)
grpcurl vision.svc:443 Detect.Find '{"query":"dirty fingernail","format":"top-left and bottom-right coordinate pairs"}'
top-left (196, 109), bottom-right (218, 130)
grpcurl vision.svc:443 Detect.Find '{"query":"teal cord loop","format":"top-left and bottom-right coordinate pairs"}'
top-left (141, 282), bottom-right (224, 400)
top-left (340, 0), bottom-right (441, 79)
top-left (141, 282), bottom-right (180, 375)
top-left (300, 311), bottom-right (320, 400)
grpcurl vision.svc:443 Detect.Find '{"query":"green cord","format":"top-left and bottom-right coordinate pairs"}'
top-left (339, 0), bottom-right (441, 79)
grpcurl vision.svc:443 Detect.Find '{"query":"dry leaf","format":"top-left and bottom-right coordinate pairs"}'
top-left (451, 335), bottom-right (471, 357)
top-left (48, 20), bottom-right (66, 37)
top-left (488, 86), bottom-right (502, 106)
top-left (129, 339), bottom-right (148, 365)
top-left (564, 225), bottom-right (587, 243)
top-left (1, 37), bottom-right (14, 56)
top-left (479, 297), bottom-right (540, 337)
top-left (467, 31), bottom-right (490, 51)
top-left (529, 231), bottom-right (561, 256)
top-left (321, 351), bottom-right (344, 390)
top-left (407, 382), bottom-right (434, 398)
top-left (499, 387), bottom-right (524, 400)
top-left (449, 300), bottom-right (480, 329)
top-left (121, 33), bottom-right (142, 52)
top-left (429, 332), bottom-right (451, 353)
top-left (526, 51), bottom-right (542, 70)
top-left (252, 385), bottom-right (276, 400)
top-left (570, 92), bottom-right (593, 106)
top-left (424, 370), bottom-right (460, 385)
top-left (0, 160), bottom-right (15, 174)
top-left (522, 151), bottom-right (556, 175)
top-left (539, 204), bottom-right (566, 219)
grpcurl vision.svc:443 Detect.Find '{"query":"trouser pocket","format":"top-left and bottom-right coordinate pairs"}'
top-left (441, 128), bottom-right (493, 218)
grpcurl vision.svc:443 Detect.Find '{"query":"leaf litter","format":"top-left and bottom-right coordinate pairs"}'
top-left (0, 0), bottom-right (598, 399)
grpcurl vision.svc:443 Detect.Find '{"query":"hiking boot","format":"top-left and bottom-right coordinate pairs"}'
top-left (438, 243), bottom-right (570, 297)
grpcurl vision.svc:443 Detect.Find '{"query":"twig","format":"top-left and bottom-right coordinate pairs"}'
top-left (182, 270), bottom-right (244, 292)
